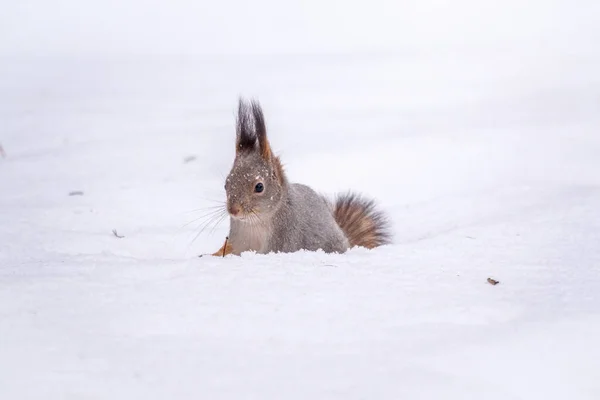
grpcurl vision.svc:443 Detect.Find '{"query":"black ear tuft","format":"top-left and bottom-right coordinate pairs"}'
top-left (250, 100), bottom-right (266, 144)
top-left (236, 97), bottom-right (270, 159)
top-left (236, 97), bottom-right (256, 153)
top-left (250, 99), bottom-right (271, 160)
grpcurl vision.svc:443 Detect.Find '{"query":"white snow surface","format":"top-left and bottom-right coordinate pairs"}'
top-left (2, 3), bottom-right (600, 398)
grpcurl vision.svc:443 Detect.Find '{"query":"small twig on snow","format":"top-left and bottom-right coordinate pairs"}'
top-left (112, 229), bottom-right (125, 239)
top-left (487, 277), bottom-right (500, 286)
top-left (222, 236), bottom-right (229, 257)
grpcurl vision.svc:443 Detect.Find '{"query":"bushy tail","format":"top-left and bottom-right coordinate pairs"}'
top-left (333, 192), bottom-right (391, 249)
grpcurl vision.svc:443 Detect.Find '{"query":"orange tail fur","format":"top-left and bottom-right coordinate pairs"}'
top-left (333, 192), bottom-right (391, 249)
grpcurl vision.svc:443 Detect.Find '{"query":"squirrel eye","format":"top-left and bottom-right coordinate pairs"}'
top-left (254, 182), bottom-right (264, 193)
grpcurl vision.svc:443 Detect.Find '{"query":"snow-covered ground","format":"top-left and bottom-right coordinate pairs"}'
top-left (2, 1), bottom-right (600, 399)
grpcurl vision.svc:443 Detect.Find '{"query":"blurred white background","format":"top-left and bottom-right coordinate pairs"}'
top-left (2, 0), bottom-right (599, 56)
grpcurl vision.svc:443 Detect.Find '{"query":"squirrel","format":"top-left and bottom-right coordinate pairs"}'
top-left (209, 98), bottom-right (391, 256)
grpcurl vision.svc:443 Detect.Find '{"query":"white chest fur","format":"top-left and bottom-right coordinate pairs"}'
top-left (229, 219), bottom-right (271, 255)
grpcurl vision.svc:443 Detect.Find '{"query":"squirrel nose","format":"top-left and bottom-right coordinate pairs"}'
top-left (228, 204), bottom-right (241, 216)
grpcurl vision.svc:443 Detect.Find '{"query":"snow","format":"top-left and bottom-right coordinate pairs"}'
top-left (2, 1), bottom-right (600, 398)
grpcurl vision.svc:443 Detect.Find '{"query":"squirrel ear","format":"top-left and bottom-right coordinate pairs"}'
top-left (250, 100), bottom-right (272, 161)
top-left (235, 97), bottom-right (272, 161)
top-left (235, 98), bottom-right (257, 155)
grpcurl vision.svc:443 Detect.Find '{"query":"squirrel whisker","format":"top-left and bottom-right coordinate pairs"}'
top-left (183, 204), bottom-right (226, 214)
top-left (190, 209), bottom-right (228, 245)
top-left (181, 207), bottom-right (227, 229)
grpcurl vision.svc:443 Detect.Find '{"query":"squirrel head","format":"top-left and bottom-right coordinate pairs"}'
top-left (224, 98), bottom-right (286, 223)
